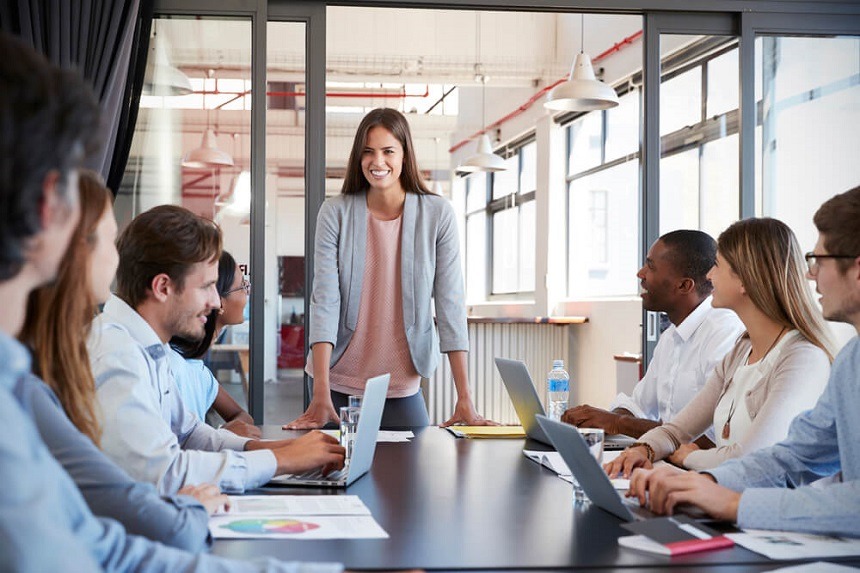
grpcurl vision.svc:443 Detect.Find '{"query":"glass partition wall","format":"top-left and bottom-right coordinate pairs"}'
top-left (137, 1), bottom-right (859, 422)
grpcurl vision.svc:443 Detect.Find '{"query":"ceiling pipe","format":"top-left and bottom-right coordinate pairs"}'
top-left (449, 29), bottom-right (643, 154)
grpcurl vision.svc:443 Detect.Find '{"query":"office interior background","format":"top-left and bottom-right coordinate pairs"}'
top-left (118, 0), bottom-right (860, 425)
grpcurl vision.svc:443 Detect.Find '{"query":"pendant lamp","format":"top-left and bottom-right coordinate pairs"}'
top-left (457, 14), bottom-right (508, 174)
top-left (181, 74), bottom-right (234, 169)
top-left (181, 128), bottom-right (234, 169)
top-left (143, 24), bottom-right (193, 96)
top-left (544, 14), bottom-right (619, 112)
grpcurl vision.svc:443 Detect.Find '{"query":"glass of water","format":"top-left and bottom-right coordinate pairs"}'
top-left (339, 406), bottom-right (359, 460)
top-left (348, 395), bottom-right (363, 411)
top-left (573, 428), bottom-right (604, 503)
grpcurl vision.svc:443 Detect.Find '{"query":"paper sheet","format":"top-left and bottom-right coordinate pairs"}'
top-left (216, 495), bottom-right (370, 516)
top-left (319, 429), bottom-right (414, 442)
top-left (523, 449), bottom-right (629, 489)
top-left (445, 425), bottom-right (526, 438)
top-left (210, 514), bottom-right (389, 539)
top-left (727, 530), bottom-right (860, 560)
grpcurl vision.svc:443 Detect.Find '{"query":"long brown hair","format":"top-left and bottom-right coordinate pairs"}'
top-left (341, 108), bottom-right (432, 195)
top-left (20, 169), bottom-right (112, 445)
top-left (717, 217), bottom-right (835, 361)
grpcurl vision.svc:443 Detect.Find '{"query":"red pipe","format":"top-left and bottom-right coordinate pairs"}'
top-left (449, 29), bottom-right (643, 154)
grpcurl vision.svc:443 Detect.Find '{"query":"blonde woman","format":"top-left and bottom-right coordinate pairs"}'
top-left (606, 217), bottom-right (834, 476)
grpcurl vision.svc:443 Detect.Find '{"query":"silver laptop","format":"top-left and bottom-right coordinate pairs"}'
top-left (535, 414), bottom-right (658, 521)
top-left (269, 374), bottom-right (389, 488)
top-left (494, 358), bottom-right (636, 450)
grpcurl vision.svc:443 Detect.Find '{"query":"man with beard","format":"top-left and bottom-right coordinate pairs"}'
top-left (89, 205), bottom-right (345, 495)
top-left (563, 230), bottom-right (743, 443)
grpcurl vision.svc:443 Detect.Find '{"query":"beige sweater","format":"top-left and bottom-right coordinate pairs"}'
top-left (640, 330), bottom-right (831, 471)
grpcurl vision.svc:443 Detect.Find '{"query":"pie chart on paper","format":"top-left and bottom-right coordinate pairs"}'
top-left (221, 518), bottom-right (321, 535)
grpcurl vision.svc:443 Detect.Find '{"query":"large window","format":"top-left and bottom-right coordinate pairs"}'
top-left (463, 141), bottom-right (537, 298)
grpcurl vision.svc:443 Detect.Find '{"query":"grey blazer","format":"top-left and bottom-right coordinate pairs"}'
top-left (308, 191), bottom-right (469, 378)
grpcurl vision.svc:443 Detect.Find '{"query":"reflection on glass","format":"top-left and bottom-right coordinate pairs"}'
top-left (568, 161), bottom-right (639, 298)
top-left (757, 35), bottom-right (860, 251)
top-left (660, 67), bottom-right (702, 136)
top-left (268, 21), bottom-right (307, 424)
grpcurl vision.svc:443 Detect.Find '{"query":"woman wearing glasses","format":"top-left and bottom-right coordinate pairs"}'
top-left (606, 217), bottom-right (835, 476)
top-left (170, 251), bottom-right (260, 438)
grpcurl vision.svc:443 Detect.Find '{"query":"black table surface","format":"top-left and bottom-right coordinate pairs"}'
top-left (212, 426), bottom-right (857, 571)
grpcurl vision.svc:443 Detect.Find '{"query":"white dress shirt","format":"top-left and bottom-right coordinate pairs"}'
top-left (88, 295), bottom-right (276, 495)
top-left (610, 296), bottom-right (744, 441)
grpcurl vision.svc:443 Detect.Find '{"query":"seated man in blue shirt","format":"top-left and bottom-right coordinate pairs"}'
top-left (87, 204), bottom-right (345, 495)
top-left (627, 186), bottom-right (860, 538)
top-left (0, 32), bottom-right (342, 572)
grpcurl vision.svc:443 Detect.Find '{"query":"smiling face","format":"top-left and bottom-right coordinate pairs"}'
top-left (220, 264), bottom-right (247, 326)
top-left (809, 234), bottom-right (860, 325)
top-left (164, 260), bottom-right (220, 340)
top-left (360, 126), bottom-right (404, 195)
top-left (636, 239), bottom-right (684, 314)
top-left (88, 201), bottom-right (119, 305)
top-left (707, 252), bottom-right (745, 310)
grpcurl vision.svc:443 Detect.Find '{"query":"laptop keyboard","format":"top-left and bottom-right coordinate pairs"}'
top-left (292, 467), bottom-right (348, 481)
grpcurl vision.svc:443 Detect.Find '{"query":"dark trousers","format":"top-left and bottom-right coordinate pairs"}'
top-left (331, 389), bottom-right (430, 428)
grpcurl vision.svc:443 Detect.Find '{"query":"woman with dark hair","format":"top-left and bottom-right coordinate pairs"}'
top-left (286, 107), bottom-right (494, 428)
top-left (169, 250), bottom-right (259, 438)
top-left (17, 170), bottom-right (216, 550)
top-left (605, 217), bottom-right (834, 475)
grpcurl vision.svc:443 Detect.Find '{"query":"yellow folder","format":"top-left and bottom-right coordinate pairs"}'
top-left (444, 425), bottom-right (526, 439)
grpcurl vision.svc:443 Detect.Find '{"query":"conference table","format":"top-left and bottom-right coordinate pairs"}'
top-left (212, 426), bottom-right (857, 571)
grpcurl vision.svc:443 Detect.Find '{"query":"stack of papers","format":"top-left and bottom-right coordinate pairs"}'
top-left (210, 495), bottom-right (389, 540)
top-left (523, 449), bottom-right (630, 489)
top-left (445, 425), bottom-right (526, 439)
top-left (727, 529), bottom-right (860, 560)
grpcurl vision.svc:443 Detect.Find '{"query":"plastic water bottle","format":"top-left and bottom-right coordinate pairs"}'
top-left (547, 359), bottom-right (570, 421)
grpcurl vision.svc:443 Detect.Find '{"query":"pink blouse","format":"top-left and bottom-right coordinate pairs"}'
top-left (328, 212), bottom-right (421, 398)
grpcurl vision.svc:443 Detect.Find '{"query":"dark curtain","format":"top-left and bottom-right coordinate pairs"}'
top-left (0, 0), bottom-right (155, 195)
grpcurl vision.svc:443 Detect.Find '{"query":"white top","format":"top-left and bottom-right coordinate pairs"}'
top-left (88, 295), bottom-right (276, 495)
top-left (610, 296), bottom-right (744, 441)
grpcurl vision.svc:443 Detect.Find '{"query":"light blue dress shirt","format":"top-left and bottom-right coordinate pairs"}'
top-left (13, 371), bottom-right (211, 550)
top-left (169, 350), bottom-right (220, 422)
top-left (0, 330), bottom-right (342, 573)
top-left (709, 336), bottom-right (860, 537)
top-left (88, 295), bottom-right (276, 495)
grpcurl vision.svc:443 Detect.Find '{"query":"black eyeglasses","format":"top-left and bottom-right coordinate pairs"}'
top-left (804, 252), bottom-right (857, 274)
top-left (223, 278), bottom-right (250, 296)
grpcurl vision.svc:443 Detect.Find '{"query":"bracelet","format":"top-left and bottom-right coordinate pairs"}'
top-left (629, 442), bottom-right (655, 462)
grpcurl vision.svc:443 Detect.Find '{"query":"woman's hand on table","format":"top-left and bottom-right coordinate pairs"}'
top-left (440, 397), bottom-right (499, 427)
top-left (283, 398), bottom-right (339, 430)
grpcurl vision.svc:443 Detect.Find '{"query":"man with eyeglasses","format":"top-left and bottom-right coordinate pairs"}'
top-left (625, 186), bottom-right (860, 537)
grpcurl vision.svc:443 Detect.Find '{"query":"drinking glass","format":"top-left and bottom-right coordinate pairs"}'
top-left (573, 428), bottom-right (604, 502)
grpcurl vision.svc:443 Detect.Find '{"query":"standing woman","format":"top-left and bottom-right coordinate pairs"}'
top-left (286, 108), bottom-right (492, 428)
top-left (605, 217), bottom-right (834, 475)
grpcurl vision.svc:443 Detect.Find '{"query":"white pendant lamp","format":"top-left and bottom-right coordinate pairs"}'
top-left (457, 133), bottom-right (507, 173)
top-left (457, 14), bottom-right (508, 174)
top-left (181, 129), bottom-right (234, 169)
top-left (143, 25), bottom-right (193, 96)
top-left (544, 14), bottom-right (619, 112)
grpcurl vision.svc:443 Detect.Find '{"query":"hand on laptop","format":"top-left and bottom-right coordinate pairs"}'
top-left (178, 483), bottom-right (229, 515)
top-left (561, 405), bottom-right (621, 434)
top-left (440, 398), bottom-right (499, 427)
top-left (270, 430), bottom-right (346, 476)
top-left (283, 398), bottom-right (339, 430)
top-left (604, 445), bottom-right (653, 478)
top-left (626, 466), bottom-right (740, 521)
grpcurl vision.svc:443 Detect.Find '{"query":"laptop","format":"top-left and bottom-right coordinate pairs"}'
top-left (494, 358), bottom-right (636, 450)
top-left (536, 414), bottom-right (702, 522)
top-left (268, 374), bottom-right (389, 488)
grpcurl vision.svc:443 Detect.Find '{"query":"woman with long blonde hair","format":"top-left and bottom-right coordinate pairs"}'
top-left (606, 217), bottom-right (834, 475)
top-left (17, 170), bottom-right (218, 549)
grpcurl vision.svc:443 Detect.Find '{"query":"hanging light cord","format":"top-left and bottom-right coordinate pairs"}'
top-left (580, 13), bottom-right (585, 54)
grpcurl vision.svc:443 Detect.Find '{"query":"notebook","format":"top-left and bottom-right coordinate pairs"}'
top-left (494, 357), bottom-right (636, 450)
top-left (268, 374), bottom-right (389, 488)
top-left (536, 414), bottom-right (693, 522)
